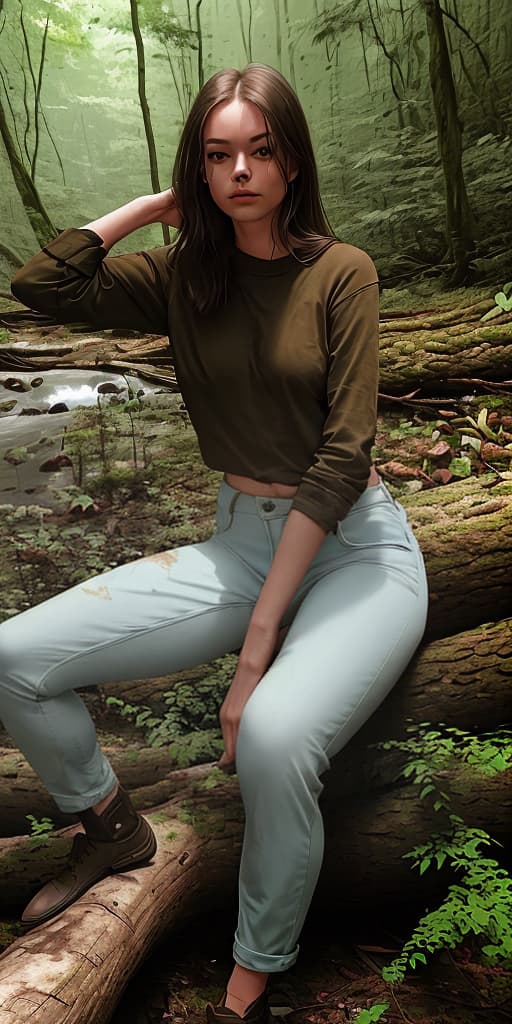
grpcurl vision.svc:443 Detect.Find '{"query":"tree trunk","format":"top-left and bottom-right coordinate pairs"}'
top-left (2, 297), bottom-right (511, 388)
top-left (0, 616), bottom-right (510, 837)
top-left (0, 759), bottom-right (509, 1022)
top-left (128, 0), bottom-right (170, 247)
top-left (423, 0), bottom-right (476, 282)
top-left (0, 99), bottom-right (57, 248)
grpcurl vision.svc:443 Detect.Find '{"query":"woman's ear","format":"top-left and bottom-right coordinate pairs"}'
top-left (288, 166), bottom-right (299, 184)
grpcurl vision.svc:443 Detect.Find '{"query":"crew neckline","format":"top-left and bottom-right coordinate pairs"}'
top-left (231, 245), bottom-right (299, 277)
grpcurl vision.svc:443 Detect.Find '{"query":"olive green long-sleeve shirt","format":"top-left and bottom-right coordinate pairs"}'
top-left (11, 228), bottom-right (380, 533)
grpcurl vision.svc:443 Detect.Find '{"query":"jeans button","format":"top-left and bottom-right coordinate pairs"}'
top-left (262, 500), bottom-right (276, 512)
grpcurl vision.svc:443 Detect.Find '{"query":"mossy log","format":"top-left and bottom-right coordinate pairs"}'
top-left (0, 616), bottom-right (510, 837)
top-left (1, 296), bottom-right (512, 390)
top-left (378, 299), bottom-right (512, 391)
top-left (0, 757), bottom-right (510, 1022)
top-left (399, 474), bottom-right (512, 640)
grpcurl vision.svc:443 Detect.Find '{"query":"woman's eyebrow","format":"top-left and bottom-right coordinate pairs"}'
top-left (204, 132), bottom-right (271, 144)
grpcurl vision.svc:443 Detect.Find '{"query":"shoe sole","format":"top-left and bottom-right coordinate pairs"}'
top-left (20, 819), bottom-right (157, 929)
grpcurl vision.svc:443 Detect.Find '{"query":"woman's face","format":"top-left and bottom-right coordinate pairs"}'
top-left (202, 98), bottom-right (297, 232)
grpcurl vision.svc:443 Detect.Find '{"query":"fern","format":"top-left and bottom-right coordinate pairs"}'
top-left (372, 723), bottom-right (512, 982)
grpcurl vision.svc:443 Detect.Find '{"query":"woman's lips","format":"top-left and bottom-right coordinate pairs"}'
top-left (230, 194), bottom-right (259, 200)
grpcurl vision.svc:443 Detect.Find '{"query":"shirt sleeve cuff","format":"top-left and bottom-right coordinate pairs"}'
top-left (290, 494), bottom-right (344, 534)
top-left (291, 476), bottom-right (369, 534)
top-left (43, 228), bottom-right (107, 275)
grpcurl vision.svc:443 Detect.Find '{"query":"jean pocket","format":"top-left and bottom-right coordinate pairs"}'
top-left (336, 501), bottom-right (414, 552)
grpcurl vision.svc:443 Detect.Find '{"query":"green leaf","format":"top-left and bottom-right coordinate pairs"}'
top-left (495, 291), bottom-right (512, 312)
top-left (448, 455), bottom-right (472, 478)
top-left (419, 784), bottom-right (435, 800)
top-left (4, 445), bottom-right (29, 466)
top-left (470, 908), bottom-right (489, 926)
top-left (353, 1005), bottom-right (390, 1024)
top-left (460, 434), bottom-right (482, 452)
top-left (69, 493), bottom-right (95, 512)
top-left (477, 407), bottom-right (498, 440)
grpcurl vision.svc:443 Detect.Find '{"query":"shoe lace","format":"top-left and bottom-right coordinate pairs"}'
top-left (68, 831), bottom-right (96, 871)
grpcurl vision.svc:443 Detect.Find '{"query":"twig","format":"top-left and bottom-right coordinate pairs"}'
top-left (445, 947), bottom-right (509, 1011)
top-left (446, 378), bottom-right (512, 391)
top-left (378, 391), bottom-right (458, 407)
top-left (389, 984), bottom-right (416, 1024)
top-left (410, 985), bottom-right (512, 1016)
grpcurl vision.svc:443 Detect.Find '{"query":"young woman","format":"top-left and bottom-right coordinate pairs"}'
top-left (4, 64), bottom-right (428, 1024)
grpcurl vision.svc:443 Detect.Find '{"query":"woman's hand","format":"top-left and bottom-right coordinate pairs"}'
top-left (151, 187), bottom-right (183, 230)
top-left (218, 623), bottom-right (289, 771)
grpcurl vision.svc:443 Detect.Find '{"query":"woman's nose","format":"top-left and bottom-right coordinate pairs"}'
top-left (232, 155), bottom-right (250, 179)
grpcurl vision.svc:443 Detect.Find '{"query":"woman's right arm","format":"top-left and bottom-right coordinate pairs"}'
top-left (10, 190), bottom-right (183, 336)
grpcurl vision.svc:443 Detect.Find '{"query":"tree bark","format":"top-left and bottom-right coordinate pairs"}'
top-left (378, 298), bottom-right (512, 391)
top-left (0, 759), bottom-right (509, 1022)
top-left (0, 616), bottom-right (510, 836)
top-left (402, 474), bottom-right (512, 640)
top-left (2, 296), bottom-right (512, 389)
top-left (128, 0), bottom-right (170, 247)
top-left (423, 0), bottom-right (476, 283)
top-left (0, 99), bottom-right (57, 248)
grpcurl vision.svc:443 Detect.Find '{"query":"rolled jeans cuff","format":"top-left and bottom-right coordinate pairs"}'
top-left (232, 936), bottom-right (299, 973)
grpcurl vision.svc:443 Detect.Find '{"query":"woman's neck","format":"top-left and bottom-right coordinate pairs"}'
top-left (233, 229), bottom-right (291, 261)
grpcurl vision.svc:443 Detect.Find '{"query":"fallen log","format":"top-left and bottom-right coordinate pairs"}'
top-left (0, 616), bottom-right (510, 836)
top-left (0, 758), bottom-right (509, 1023)
top-left (378, 298), bottom-right (512, 390)
top-left (1, 295), bottom-right (511, 390)
top-left (401, 473), bottom-right (512, 639)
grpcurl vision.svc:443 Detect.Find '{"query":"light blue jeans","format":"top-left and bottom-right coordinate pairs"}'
top-left (0, 478), bottom-right (428, 972)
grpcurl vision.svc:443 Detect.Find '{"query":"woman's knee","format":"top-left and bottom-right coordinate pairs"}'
top-left (236, 697), bottom-right (329, 785)
top-left (0, 616), bottom-right (20, 682)
top-left (0, 613), bottom-right (43, 699)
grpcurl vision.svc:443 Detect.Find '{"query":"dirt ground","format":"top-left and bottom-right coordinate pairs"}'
top-left (109, 908), bottom-right (512, 1024)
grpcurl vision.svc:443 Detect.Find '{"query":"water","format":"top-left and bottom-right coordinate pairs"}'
top-left (0, 369), bottom-right (177, 507)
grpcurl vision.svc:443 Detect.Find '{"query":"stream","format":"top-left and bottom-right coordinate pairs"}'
top-left (0, 368), bottom-right (178, 507)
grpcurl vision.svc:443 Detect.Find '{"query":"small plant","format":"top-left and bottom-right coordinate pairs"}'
top-left (25, 814), bottom-right (56, 848)
top-left (353, 1005), bottom-right (390, 1024)
top-left (371, 723), bottom-right (512, 983)
top-left (480, 281), bottom-right (512, 320)
top-left (105, 655), bottom-right (237, 749)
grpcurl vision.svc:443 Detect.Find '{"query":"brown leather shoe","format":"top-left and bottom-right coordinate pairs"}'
top-left (205, 990), bottom-right (274, 1024)
top-left (20, 784), bottom-right (157, 928)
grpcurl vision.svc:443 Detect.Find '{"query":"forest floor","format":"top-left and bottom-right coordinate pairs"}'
top-left (108, 909), bottom-right (512, 1024)
top-left (0, 304), bottom-right (511, 1024)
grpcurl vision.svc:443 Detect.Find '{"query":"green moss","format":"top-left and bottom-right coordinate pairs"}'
top-left (177, 801), bottom-right (226, 836)
top-left (194, 767), bottom-right (230, 791)
top-left (148, 811), bottom-right (172, 825)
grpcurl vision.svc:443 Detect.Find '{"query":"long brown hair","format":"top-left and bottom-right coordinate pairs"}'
top-left (170, 63), bottom-right (340, 314)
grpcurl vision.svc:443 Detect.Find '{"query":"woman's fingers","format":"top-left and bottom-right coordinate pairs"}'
top-left (218, 722), bottom-right (236, 771)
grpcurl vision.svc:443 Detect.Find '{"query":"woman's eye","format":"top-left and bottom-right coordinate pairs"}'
top-left (206, 147), bottom-right (272, 161)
